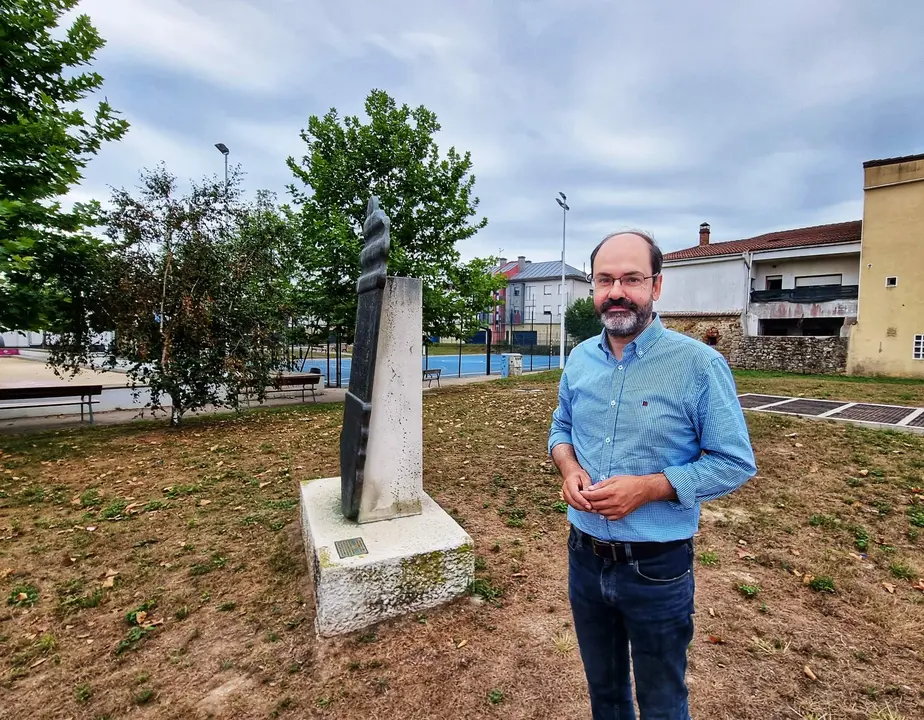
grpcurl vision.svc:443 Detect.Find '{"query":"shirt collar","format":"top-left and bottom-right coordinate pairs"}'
top-left (597, 312), bottom-right (665, 359)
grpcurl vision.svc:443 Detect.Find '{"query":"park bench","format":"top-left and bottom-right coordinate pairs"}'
top-left (422, 368), bottom-right (441, 388)
top-left (0, 384), bottom-right (102, 423)
top-left (243, 371), bottom-right (323, 404)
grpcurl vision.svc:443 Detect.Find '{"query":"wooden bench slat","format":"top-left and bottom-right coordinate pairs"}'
top-left (0, 400), bottom-right (100, 410)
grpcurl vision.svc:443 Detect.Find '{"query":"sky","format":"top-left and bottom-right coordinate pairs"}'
top-left (66, 0), bottom-right (924, 271)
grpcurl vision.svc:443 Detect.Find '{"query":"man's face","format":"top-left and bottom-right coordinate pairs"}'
top-left (591, 234), bottom-right (663, 338)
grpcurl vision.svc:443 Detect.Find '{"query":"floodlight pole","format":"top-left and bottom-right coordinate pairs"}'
top-left (556, 193), bottom-right (569, 369)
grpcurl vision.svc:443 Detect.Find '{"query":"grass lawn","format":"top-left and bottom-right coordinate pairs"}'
top-left (1, 372), bottom-right (923, 719)
top-left (733, 369), bottom-right (924, 406)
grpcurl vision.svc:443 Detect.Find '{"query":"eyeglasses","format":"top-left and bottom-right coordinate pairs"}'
top-left (592, 273), bottom-right (659, 290)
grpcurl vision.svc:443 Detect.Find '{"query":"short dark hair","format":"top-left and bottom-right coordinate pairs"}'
top-left (589, 230), bottom-right (663, 277)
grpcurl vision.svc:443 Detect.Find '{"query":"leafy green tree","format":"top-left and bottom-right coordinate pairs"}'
top-left (565, 297), bottom-right (601, 343)
top-left (0, 0), bottom-right (129, 332)
top-left (49, 165), bottom-right (297, 426)
top-left (286, 89), bottom-right (504, 342)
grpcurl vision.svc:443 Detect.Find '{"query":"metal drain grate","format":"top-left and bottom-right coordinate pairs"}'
top-left (828, 404), bottom-right (918, 424)
top-left (765, 399), bottom-right (846, 416)
top-left (738, 394), bottom-right (788, 408)
top-left (907, 412), bottom-right (924, 428)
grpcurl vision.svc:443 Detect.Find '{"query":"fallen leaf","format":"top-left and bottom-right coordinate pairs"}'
top-left (0, 568), bottom-right (12, 579)
top-left (86, 526), bottom-right (97, 532)
top-left (786, 433), bottom-right (798, 438)
top-left (802, 574), bottom-right (815, 585)
top-left (804, 665), bottom-right (818, 682)
top-left (737, 540), bottom-right (747, 546)
top-left (259, 482), bottom-right (271, 489)
top-left (210, 445), bottom-right (219, 452)
top-left (882, 582), bottom-right (896, 594)
top-left (199, 499), bottom-right (211, 507)
top-left (913, 580), bottom-right (924, 593)
top-left (794, 443), bottom-right (804, 448)
top-left (29, 657), bottom-right (47, 669)
top-left (707, 635), bottom-right (725, 644)
top-left (216, 461), bottom-right (224, 468)
top-left (456, 639), bottom-right (467, 649)
top-left (708, 608), bottom-right (715, 617)
top-left (859, 469), bottom-right (869, 477)
top-left (136, 611), bottom-right (147, 624)
top-left (791, 549), bottom-right (801, 556)
top-left (737, 548), bottom-right (756, 561)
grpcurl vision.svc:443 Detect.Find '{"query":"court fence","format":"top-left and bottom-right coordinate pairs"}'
top-left (286, 338), bottom-right (579, 389)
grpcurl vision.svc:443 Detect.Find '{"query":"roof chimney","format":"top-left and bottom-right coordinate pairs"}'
top-left (498, 257), bottom-right (507, 268)
top-left (699, 222), bottom-right (710, 246)
top-left (517, 255), bottom-right (526, 271)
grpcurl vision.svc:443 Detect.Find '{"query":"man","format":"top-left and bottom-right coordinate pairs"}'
top-left (548, 231), bottom-right (757, 719)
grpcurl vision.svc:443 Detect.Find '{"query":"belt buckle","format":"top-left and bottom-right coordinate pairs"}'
top-left (593, 539), bottom-right (626, 563)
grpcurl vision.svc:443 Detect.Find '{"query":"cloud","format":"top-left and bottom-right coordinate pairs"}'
top-left (60, 0), bottom-right (924, 271)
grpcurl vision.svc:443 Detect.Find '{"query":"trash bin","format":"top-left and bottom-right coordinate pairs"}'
top-left (501, 353), bottom-right (523, 378)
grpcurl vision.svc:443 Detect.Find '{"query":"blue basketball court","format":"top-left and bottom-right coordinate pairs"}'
top-left (297, 352), bottom-right (560, 386)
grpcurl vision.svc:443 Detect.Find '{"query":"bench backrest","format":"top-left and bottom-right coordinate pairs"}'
top-left (0, 385), bottom-right (103, 401)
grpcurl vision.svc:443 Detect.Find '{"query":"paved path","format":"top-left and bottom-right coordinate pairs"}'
top-left (0, 371), bottom-right (517, 434)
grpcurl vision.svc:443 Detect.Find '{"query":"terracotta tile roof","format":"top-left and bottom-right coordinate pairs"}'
top-left (663, 220), bottom-right (862, 262)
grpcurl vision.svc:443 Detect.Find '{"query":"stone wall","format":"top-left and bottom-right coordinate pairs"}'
top-left (660, 314), bottom-right (743, 363)
top-left (732, 336), bottom-right (848, 374)
top-left (660, 313), bottom-right (848, 374)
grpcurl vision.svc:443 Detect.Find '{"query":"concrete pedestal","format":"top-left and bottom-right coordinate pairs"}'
top-left (300, 476), bottom-right (474, 637)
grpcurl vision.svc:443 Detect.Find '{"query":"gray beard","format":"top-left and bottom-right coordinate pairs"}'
top-left (598, 302), bottom-right (653, 337)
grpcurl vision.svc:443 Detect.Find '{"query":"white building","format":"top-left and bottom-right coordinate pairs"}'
top-left (658, 221), bottom-right (861, 339)
top-left (483, 256), bottom-right (592, 345)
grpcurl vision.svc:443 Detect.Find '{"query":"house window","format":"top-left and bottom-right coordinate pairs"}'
top-left (886, 276), bottom-right (898, 288)
top-left (765, 275), bottom-right (783, 290)
top-left (542, 305), bottom-right (552, 314)
top-left (557, 305), bottom-right (562, 317)
top-left (795, 274), bottom-right (842, 287)
top-left (544, 285), bottom-right (552, 295)
top-left (558, 284), bottom-right (562, 294)
top-left (914, 334), bottom-right (924, 360)
top-left (588, 288), bottom-right (593, 296)
top-left (513, 287), bottom-right (520, 296)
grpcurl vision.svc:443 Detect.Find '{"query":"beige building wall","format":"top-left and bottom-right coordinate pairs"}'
top-left (848, 156), bottom-right (924, 378)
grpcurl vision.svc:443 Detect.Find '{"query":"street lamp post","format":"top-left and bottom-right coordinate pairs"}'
top-left (214, 143), bottom-right (230, 197)
top-left (555, 192), bottom-right (569, 369)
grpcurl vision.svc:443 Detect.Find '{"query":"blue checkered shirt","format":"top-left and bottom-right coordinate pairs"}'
top-left (549, 314), bottom-right (757, 543)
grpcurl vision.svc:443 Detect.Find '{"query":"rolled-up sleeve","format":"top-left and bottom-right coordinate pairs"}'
top-left (548, 369), bottom-right (574, 454)
top-left (662, 357), bottom-right (757, 509)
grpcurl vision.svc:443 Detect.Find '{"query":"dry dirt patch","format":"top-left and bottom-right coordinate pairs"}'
top-left (0, 375), bottom-right (923, 719)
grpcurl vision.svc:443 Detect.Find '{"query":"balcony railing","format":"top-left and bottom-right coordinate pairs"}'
top-left (750, 285), bottom-right (859, 303)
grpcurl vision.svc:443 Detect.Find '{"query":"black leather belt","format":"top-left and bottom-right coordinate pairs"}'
top-left (572, 526), bottom-right (690, 563)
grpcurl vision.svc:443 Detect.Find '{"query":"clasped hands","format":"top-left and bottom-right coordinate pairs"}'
top-left (561, 468), bottom-right (669, 521)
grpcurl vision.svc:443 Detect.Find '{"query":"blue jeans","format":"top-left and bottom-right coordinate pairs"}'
top-left (568, 526), bottom-right (695, 720)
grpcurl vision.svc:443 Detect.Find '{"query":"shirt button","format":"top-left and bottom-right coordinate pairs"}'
top-left (618, 365), bottom-right (624, 370)
top-left (600, 475), bottom-right (606, 481)
top-left (610, 400), bottom-right (616, 406)
top-left (638, 351), bottom-right (644, 356)
top-left (605, 437), bottom-right (611, 443)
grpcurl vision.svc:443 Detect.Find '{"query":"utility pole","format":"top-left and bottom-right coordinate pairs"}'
top-left (555, 192), bottom-right (569, 369)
